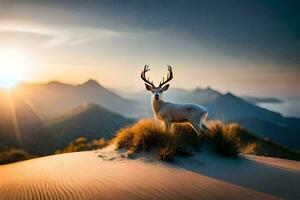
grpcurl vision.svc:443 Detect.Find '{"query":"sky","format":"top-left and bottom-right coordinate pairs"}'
top-left (0, 0), bottom-right (299, 97)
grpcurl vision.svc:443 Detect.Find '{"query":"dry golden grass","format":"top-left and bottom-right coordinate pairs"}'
top-left (208, 120), bottom-right (300, 160)
top-left (241, 142), bottom-right (260, 154)
top-left (206, 121), bottom-right (241, 157)
top-left (114, 119), bottom-right (300, 161)
top-left (114, 119), bottom-right (203, 161)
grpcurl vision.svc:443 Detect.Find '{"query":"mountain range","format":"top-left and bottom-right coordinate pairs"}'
top-left (0, 80), bottom-right (299, 155)
top-left (204, 93), bottom-right (300, 149)
top-left (0, 87), bottom-right (133, 155)
top-left (241, 96), bottom-right (283, 104)
top-left (33, 103), bottom-right (133, 155)
top-left (0, 90), bottom-right (45, 150)
top-left (16, 79), bottom-right (141, 119)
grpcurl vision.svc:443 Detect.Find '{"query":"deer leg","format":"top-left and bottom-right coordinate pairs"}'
top-left (164, 120), bottom-right (171, 133)
top-left (190, 122), bottom-right (202, 136)
top-left (199, 112), bottom-right (208, 130)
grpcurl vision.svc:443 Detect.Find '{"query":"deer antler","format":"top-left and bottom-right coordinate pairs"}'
top-left (141, 65), bottom-right (155, 88)
top-left (159, 65), bottom-right (173, 87)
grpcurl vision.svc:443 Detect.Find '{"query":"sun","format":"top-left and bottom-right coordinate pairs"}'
top-left (0, 48), bottom-right (33, 89)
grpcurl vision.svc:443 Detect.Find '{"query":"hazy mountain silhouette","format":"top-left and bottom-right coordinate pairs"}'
top-left (17, 79), bottom-right (140, 119)
top-left (0, 90), bottom-right (45, 150)
top-left (204, 93), bottom-right (300, 149)
top-left (2, 82), bottom-right (299, 153)
top-left (205, 93), bottom-right (283, 121)
top-left (125, 86), bottom-right (221, 115)
top-left (0, 88), bottom-right (133, 155)
top-left (31, 103), bottom-right (133, 154)
top-left (231, 117), bottom-right (300, 149)
top-left (241, 96), bottom-right (283, 104)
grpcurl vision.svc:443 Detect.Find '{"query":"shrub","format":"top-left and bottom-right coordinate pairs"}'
top-left (114, 119), bottom-right (203, 161)
top-left (73, 136), bottom-right (88, 152)
top-left (206, 121), bottom-right (240, 157)
top-left (55, 136), bottom-right (108, 154)
top-left (207, 120), bottom-right (300, 160)
top-left (241, 142), bottom-right (261, 154)
top-left (92, 138), bottom-right (108, 149)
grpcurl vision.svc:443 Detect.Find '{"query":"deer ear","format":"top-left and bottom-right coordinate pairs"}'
top-left (161, 84), bottom-right (169, 91)
top-left (145, 84), bottom-right (152, 91)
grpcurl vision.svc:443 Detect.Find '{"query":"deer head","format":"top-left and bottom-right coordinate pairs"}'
top-left (141, 65), bottom-right (173, 100)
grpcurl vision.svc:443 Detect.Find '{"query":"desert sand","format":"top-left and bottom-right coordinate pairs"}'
top-left (0, 145), bottom-right (299, 200)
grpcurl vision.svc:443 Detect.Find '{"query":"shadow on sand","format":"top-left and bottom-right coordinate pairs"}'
top-left (171, 149), bottom-right (300, 200)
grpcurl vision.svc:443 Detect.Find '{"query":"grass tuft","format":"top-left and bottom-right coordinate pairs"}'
top-left (207, 121), bottom-right (240, 157)
top-left (114, 119), bottom-right (203, 161)
top-left (114, 118), bottom-right (300, 161)
top-left (207, 120), bottom-right (300, 160)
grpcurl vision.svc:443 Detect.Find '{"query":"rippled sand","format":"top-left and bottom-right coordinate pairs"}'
top-left (0, 146), bottom-right (294, 200)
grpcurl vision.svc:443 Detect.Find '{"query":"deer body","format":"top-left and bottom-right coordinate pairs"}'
top-left (151, 96), bottom-right (208, 134)
top-left (141, 65), bottom-right (208, 135)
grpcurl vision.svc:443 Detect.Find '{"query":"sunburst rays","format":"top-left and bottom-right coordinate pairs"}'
top-left (3, 88), bottom-right (47, 147)
top-left (6, 90), bottom-right (22, 146)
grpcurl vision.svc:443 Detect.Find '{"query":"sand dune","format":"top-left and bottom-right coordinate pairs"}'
top-left (0, 146), bottom-right (299, 200)
top-left (246, 154), bottom-right (300, 171)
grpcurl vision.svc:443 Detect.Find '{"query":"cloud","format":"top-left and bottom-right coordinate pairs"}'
top-left (0, 20), bottom-right (121, 47)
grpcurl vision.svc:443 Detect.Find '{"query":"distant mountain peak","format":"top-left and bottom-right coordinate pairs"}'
top-left (81, 79), bottom-right (101, 87)
top-left (211, 92), bottom-right (242, 104)
top-left (51, 102), bottom-right (131, 126)
top-left (47, 81), bottom-right (67, 86)
top-left (222, 92), bottom-right (240, 100)
top-left (206, 86), bottom-right (212, 90)
top-left (194, 86), bottom-right (220, 94)
top-left (80, 102), bottom-right (101, 111)
top-left (48, 81), bottom-right (62, 85)
top-left (224, 92), bottom-right (234, 97)
top-left (44, 81), bottom-right (73, 88)
top-left (194, 86), bottom-right (207, 91)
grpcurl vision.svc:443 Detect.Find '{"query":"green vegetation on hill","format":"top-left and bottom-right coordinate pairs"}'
top-left (0, 136), bottom-right (108, 165)
top-left (0, 149), bottom-right (36, 165)
top-left (55, 137), bottom-right (108, 154)
top-left (114, 119), bottom-right (300, 161)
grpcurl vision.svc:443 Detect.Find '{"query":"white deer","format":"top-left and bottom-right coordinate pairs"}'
top-left (141, 65), bottom-right (208, 135)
